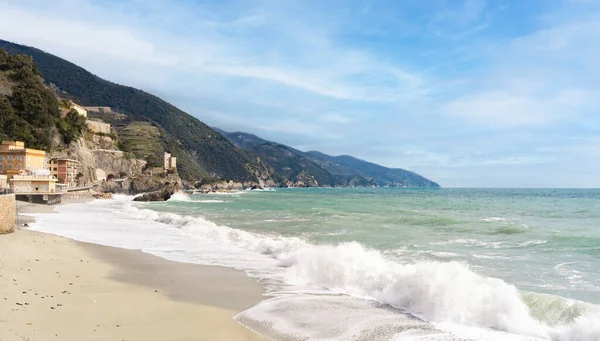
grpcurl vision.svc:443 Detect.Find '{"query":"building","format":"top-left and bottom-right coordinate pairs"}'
top-left (0, 141), bottom-right (47, 177)
top-left (163, 152), bottom-right (177, 171)
top-left (49, 158), bottom-right (80, 187)
top-left (86, 120), bottom-right (112, 134)
top-left (11, 174), bottom-right (58, 194)
top-left (11, 174), bottom-right (62, 205)
top-left (70, 102), bottom-right (88, 117)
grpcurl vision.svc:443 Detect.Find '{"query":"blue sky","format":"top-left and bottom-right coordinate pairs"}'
top-left (1, 0), bottom-right (600, 187)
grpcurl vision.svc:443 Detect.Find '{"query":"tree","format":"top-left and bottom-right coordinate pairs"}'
top-left (58, 109), bottom-right (87, 145)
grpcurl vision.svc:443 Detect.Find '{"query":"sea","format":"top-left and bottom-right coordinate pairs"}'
top-left (29, 188), bottom-right (600, 340)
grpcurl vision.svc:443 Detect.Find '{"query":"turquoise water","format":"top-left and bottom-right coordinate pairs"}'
top-left (156, 188), bottom-right (600, 304)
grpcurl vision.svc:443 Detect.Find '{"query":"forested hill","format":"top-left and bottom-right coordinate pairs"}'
top-left (0, 39), bottom-right (269, 183)
top-left (217, 130), bottom-right (441, 188)
top-left (305, 151), bottom-right (440, 188)
top-left (0, 49), bottom-right (87, 151)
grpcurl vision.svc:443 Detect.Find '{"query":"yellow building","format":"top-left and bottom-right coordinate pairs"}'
top-left (0, 141), bottom-right (47, 177)
top-left (10, 174), bottom-right (58, 194)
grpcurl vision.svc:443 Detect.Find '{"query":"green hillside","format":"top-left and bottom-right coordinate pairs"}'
top-left (306, 151), bottom-right (440, 188)
top-left (0, 39), bottom-right (266, 182)
top-left (0, 49), bottom-right (86, 150)
top-left (220, 129), bottom-right (440, 188)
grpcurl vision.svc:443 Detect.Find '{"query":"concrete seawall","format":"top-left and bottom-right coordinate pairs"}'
top-left (0, 193), bottom-right (16, 234)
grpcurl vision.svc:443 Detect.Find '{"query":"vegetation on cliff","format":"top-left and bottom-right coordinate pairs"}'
top-left (0, 49), bottom-right (86, 150)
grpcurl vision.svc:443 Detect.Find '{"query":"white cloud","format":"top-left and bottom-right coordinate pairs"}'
top-left (0, 6), bottom-right (175, 67)
top-left (441, 88), bottom-right (593, 126)
top-left (439, 12), bottom-right (600, 127)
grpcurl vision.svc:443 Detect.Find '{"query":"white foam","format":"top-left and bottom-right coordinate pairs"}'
top-left (482, 217), bottom-right (508, 222)
top-left (551, 312), bottom-right (600, 341)
top-left (430, 252), bottom-right (459, 258)
top-left (169, 191), bottom-right (192, 202)
top-left (472, 253), bottom-right (511, 260)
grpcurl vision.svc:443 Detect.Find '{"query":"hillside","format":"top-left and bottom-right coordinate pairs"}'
top-left (305, 151), bottom-right (440, 188)
top-left (0, 49), bottom-right (86, 150)
top-left (0, 39), bottom-right (269, 183)
top-left (86, 110), bottom-right (208, 180)
top-left (218, 130), bottom-right (440, 188)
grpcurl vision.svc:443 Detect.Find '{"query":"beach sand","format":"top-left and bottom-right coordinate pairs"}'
top-left (1, 199), bottom-right (269, 341)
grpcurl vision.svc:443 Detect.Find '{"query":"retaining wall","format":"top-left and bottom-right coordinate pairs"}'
top-left (0, 194), bottom-right (16, 234)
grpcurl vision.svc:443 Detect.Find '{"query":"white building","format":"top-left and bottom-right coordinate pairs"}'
top-left (164, 152), bottom-right (177, 171)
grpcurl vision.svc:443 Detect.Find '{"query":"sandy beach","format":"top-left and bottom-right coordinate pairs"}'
top-left (0, 199), bottom-right (269, 341)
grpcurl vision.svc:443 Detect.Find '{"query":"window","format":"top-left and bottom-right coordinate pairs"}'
top-left (8, 164), bottom-right (12, 170)
top-left (17, 156), bottom-right (22, 161)
top-left (0, 155), bottom-right (3, 161)
top-left (0, 164), bottom-right (2, 171)
top-left (54, 167), bottom-right (57, 171)
top-left (7, 155), bottom-right (12, 161)
top-left (17, 164), bottom-right (22, 170)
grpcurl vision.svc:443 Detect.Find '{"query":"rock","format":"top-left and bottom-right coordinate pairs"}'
top-left (95, 180), bottom-right (125, 194)
top-left (130, 174), bottom-right (181, 194)
top-left (250, 185), bottom-right (264, 190)
top-left (93, 192), bottom-right (113, 199)
top-left (133, 182), bottom-right (179, 202)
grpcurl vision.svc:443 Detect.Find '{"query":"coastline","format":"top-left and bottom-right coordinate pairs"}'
top-left (1, 198), bottom-right (269, 341)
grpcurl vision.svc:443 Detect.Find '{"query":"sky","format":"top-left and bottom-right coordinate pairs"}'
top-left (1, 0), bottom-right (600, 187)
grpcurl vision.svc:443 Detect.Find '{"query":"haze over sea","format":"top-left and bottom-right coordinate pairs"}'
top-left (31, 188), bottom-right (600, 340)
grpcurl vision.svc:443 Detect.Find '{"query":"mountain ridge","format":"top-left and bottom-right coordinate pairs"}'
top-left (217, 129), bottom-right (440, 188)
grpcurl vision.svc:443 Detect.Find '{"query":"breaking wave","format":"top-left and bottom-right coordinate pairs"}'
top-left (122, 204), bottom-right (600, 340)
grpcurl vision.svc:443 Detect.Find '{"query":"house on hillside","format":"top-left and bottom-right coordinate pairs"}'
top-left (164, 152), bottom-right (177, 171)
top-left (0, 141), bottom-right (47, 177)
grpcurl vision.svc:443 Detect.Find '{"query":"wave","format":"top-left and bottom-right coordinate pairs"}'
top-left (482, 217), bottom-right (508, 222)
top-left (120, 204), bottom-right (599, 340)
top-left (489, 226), bottom-right (528, 235)
top-left (169, 191), bottom-right (192, 202)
